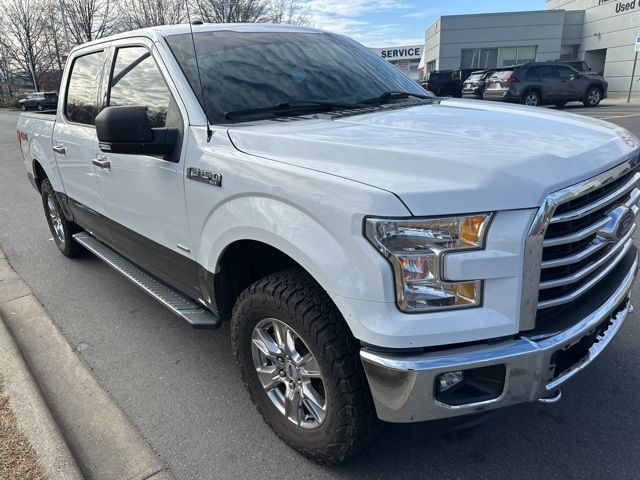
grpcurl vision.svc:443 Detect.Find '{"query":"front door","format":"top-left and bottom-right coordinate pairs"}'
top-left (93, 41), bottom-right (197, 297)
top-left (556, 66), bottom-right (585, 101)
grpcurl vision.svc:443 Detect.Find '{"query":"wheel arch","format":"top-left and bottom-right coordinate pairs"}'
top-left (199, 197), bottom-right (393, 321)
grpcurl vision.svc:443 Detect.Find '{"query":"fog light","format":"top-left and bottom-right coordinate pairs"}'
top-left (438, 371), bottom-right (464, 393)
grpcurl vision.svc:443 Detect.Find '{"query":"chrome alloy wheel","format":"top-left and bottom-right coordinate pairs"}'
top-left (523, 92), bottom-right (539, 106)
top-left (251, 318), bottom-right (327, 429)
top-left (587, 88), bottom-right (601, 106)
top-left (46, 194), bottom-right (65, 243)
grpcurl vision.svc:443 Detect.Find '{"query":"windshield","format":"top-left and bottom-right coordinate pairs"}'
top-left (166, 30), bottom-right (426, 124)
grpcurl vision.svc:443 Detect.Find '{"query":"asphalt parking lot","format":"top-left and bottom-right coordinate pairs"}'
top-left (1, 101), bottom-right (640, 479)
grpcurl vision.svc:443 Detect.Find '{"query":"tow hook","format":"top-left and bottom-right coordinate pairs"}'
top-left (538, 390), bottom-right (562, 404)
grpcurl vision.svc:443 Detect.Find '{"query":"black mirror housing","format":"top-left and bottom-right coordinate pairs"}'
top-left (95, 106), bottom-right (178, 156)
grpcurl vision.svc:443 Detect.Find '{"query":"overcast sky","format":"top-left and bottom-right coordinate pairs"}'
top-left (307, 0), bottom-right (545, 47)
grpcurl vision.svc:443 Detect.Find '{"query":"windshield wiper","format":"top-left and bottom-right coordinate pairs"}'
top-left (224, 100), bottom-right (368, 120)
top-left (360, 91), bottom-right (433, 105)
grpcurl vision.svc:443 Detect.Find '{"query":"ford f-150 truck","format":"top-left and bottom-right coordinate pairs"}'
top-left (16, 24), bottom-right (640, 463)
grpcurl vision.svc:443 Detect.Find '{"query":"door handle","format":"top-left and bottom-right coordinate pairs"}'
top-left (52, 144), bottom-right (66, 154)
top-left (92, 157), bottom-right (111, 170)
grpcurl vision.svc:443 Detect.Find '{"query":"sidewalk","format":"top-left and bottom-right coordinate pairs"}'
top-left (0, 247), bottom-right (173, 480)
top-left (0, 250), bottom-right (83, 480)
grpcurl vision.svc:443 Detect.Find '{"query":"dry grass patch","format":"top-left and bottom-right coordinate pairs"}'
top-left (0, 375), bottom-right (46, 480)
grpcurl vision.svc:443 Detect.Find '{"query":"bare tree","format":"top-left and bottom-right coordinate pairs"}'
top-left (0, 0), bottom-right (52, 91)
top-left (266, 0), bottom-right (310, 25)
top-left (193, 0), bottom-right (310, 25)
top-left (120, 0), bottom-right (186, 29)
top-left (63, 0), bottom-right (118, 44)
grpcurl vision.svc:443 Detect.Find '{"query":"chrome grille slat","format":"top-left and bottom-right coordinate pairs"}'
top-left (539, 225), bottom-right (636, 289)
top-left (538, 239), bottom-right (633, 309)
top-left (534, 156), bottom-right (640, 317)
top-left (542, 217), bottom-right (608, 247)
top-left (540, 237), bottom-right (609, 268)
top-left (549, 173), bottom-right (640, 224)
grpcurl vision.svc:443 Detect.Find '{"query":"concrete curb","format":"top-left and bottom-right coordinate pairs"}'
top-left (0, 250), bottom-right (174, 480)
top-left (0, 305), bottom-right (83, 479)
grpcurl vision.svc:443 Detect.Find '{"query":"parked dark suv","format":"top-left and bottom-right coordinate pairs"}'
top-left (461, 69), bottom-right (496, 99)
top-left (19, 92), bottom-right (58, 111)
top-left (421, 69), bottom-right (475, 97)
top-left (483, 63), bottom-right (607, 107)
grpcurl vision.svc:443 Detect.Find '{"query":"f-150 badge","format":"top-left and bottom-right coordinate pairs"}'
top-left (186, 167), bottom-right (222, 187)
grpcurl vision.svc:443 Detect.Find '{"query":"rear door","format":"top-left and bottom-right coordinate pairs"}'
top-left (525, 65), bottom-right (559, 101)
top-left (93, 39), bottom-right (197, 296)
top-left (54, 47), bottom-right (110, 226)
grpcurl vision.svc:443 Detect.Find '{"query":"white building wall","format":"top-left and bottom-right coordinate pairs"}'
top-left (435, 11), bottom-right (566, 70)
top-left (547, 0), bottom-right (640, 93)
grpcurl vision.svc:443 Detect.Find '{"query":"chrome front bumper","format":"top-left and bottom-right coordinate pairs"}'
top-left (360, 256), bottom-right (637, 423)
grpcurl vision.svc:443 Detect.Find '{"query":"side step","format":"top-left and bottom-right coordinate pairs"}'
top-left (73, 232), bottom-right (221, 329)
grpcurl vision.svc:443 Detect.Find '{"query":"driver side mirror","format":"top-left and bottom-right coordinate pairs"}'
top-left (95, 106), bottom-right (178, 156)
top-left (570, 73), bottom-right (581, 80)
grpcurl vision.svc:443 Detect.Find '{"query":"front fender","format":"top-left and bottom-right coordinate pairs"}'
top-left (198, 195), bottom-right (396, 303)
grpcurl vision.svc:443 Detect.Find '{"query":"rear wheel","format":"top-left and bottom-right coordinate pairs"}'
top-left (40, 179), bottom-right (83, 257)
top-left (232, 269), bottom-right (378, 464)
top-left (521, 91), bottom-right (541, 107)
top-left (583, 87), bottom-right (602, 107)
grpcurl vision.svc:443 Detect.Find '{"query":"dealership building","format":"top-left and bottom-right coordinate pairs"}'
top-left (422, 0), bottom-right (640, 93)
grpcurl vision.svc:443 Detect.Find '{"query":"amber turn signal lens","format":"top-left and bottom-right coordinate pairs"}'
top-left (460, 215), bottom-right (486, 247)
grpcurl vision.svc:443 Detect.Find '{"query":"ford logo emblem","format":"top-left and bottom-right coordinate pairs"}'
top-left (598, 205), bottom-right (636, 242)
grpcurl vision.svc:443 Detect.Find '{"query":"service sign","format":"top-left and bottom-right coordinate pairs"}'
top-left (369, 45), bottom-right (423, 61)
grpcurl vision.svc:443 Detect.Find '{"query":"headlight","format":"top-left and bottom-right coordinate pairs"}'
top-left (364, 214), bottom-right (492, 313)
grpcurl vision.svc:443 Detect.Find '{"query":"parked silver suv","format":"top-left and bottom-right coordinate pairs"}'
top-left (483, 62), bottom-right (608, 107)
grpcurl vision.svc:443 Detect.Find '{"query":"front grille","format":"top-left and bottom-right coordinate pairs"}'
top-left (536, 160), bottom-right (640, 322)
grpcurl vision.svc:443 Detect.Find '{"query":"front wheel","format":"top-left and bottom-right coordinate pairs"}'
top-left (20, 103), bottom-right (26, 111)
top-left (40, 179), bottom-right (83, 257)
top-left (583, 87), bottom-right (602, 107)
top-left (231, 269), bottom-right (377, 464)
top-left (521, 91), bottom-right (541, 107)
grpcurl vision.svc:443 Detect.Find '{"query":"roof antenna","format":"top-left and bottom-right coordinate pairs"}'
top-left (185, 1), bottom-right (213, 142)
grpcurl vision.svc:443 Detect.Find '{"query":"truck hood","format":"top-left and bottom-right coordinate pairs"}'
top-left (228, 99), bottom-right (640, 215)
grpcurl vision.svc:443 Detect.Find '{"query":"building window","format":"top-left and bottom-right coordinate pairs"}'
top-left (461, 48), bottom-right (498, 69)
top-left (461, 46), bottom-right (537, 69)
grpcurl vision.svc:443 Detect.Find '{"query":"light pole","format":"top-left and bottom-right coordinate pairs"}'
top-left (223, 0), bottom-right (229, 22)
top-left (58, 0), bottom-right (71, 53)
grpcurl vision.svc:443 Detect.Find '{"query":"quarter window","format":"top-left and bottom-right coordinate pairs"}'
top-left (108, 47), bottom-right (173, 128)
top-left (65, 51), bottom-right (105, 125)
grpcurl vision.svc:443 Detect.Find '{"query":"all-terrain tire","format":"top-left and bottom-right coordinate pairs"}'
top-left (231, 268), bottom-right (378, 464)
top-left (40, 179), bottom-right (83, 257)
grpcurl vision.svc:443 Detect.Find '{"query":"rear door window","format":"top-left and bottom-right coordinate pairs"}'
top-left (65, 50), bottom-right (106, 125)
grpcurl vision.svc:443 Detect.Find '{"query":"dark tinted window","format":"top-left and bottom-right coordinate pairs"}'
top-left (166, 31), bottom-right (426, 124)
top-left (557, 66), bottom-right (574, 78)
top-left (45, 93), bottom-right (57, 99)
top-left (526, 66), bottom-right (554, 78)
top-left (108, 47), bottom-right (173, 128)
top-left (66, 51), bottom-right (105, 125)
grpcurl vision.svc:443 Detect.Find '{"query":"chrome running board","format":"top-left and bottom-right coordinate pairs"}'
top-left (73, 232), bottom-right (221, 329)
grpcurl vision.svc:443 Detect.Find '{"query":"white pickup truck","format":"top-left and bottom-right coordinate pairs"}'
top-left (17, 23), bottom-right (640, 463)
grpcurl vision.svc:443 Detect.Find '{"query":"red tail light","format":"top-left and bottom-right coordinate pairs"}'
top-left (17, 130), bottom-right (26, 162)
top-left (506, 75), bottom-right (519, 84)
